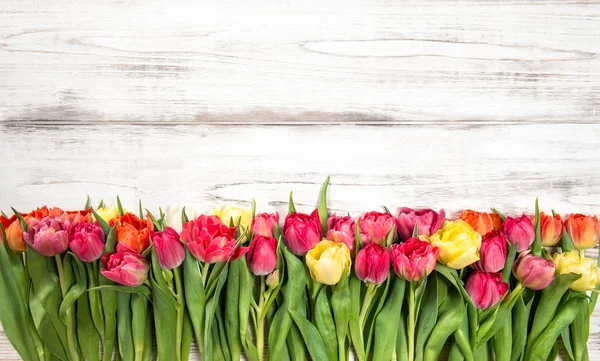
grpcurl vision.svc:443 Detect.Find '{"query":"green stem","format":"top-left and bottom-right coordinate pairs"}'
top-left (338, 338), bottom-right (346, 361)
top-left (580, 249), bottom-right (586, 259)
top-left (201, 262), bottom-right (210, 286)
top-left (256, 277), bottom-right (266, 361)
top-left (56, 255), bottom-right (80, 361)
top-left (408, 281), bottom-right (416, 361)
top-left (358, 282), bottom-right (377, 329)
top-left (174, 267), bottom-right (185, 361)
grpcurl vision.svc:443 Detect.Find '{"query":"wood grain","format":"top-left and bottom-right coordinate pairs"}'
top-left (1, 0), bottom-right (600, 122)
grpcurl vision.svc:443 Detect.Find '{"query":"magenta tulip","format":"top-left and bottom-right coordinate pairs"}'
top-left (512, 251), bottom-right (556, 290)
top-left (472, 230), bottom-right (508, 273)
top-left (503, 214), bottom-right (535, 252)
top-left (247, 235), bottom-right (278, 276)
top-left (326, 214), bottom-right (357, 254)
top-left (355, 243), bottom-right (390, 285)
top-left (283, 210), bottom-right (322, 256)
top-left (151, 226), bottom-right (185, 269)
top-left (23, 217), bottom-right (69, 257)
top-left (465, 271), bottom-right (509, 310)
top-left (101, 251), bottom-right (149, 286)
top-left (69, 222), bottom-right (105, 262)
top-left (251, 212), bottom-right (280, 238)
top-left (359, 211), bottom-right (395, 245)
top-left (390, 238), bottom-right (439, 282)
top-left (396, 207), bottom-right (446, 241)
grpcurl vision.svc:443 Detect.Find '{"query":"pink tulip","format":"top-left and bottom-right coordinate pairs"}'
top-left (283, 210), bottom-right (322, 256)
top-left (101, 251), bottom-right (149, 286)
top-left (326, 214), bottom-right (356, 254)
top-left (247, 235), bottom-right (278, 276)
top-left (180, 215), bottom-right (248, 264)
top-left (359, 211), bottom-right (395, 245)
top-left (23, 217), bottom-right (69, 257)
top-left (251, 212), bottom-right (280, 238)
top-left (465, 271), bottom-right (509, 310)
top-left (512, 251), bottom-right (556, 290)
top-left (502, 214), bottom-right (535, 252)
top-left (355, 243), bottom-right (390, 285)
top-left (390, 238), bottom-right (439, 282)
top-left (472, 230), bottom-right (508, 273)
top-left (69, 222), bottom-right (105, 262)
top-left (396, 207), bottom-right (446, 241)
top-left (151, 227), bottom-right (185, 269)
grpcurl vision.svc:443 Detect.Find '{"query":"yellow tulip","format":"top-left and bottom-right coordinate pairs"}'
top-left (306, 240), bottom-right (352, 285)
top-left (427, 220), bottom-right (481, 269)
top-left (553, 251), bottom-right (600, 291)
top-left (94, 207), bottom-right (120, 223)
top-left (210, 205), bottom-right (253, 233)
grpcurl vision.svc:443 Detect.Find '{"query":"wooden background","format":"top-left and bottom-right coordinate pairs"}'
top-left (1, 0), bottom-right (599, 359)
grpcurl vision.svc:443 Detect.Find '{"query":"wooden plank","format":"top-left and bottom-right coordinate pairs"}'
top-left (1, 0), bottom-right (599, 123)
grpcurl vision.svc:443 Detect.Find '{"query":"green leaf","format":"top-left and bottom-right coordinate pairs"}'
top-left (131, 294), bottom-right (149, 361)
top-left (491, 207), bottom-right (506, 222)
top-left (502, 244), bottom-right (518, 283)
top-left (355, 221), bottom-right (363, 253)
top-left (510, 294), bottom-right (532, 361)
top-left (386, 224), bottom-right (396, 247)
top-left (453, 316), bottom-right (474, 361)
top-left (84, 195), bottom-right (91, 210)
top-left (91, 207), bottom-right (112, 236)
top-left (571, 296), bottom-right (590, 361)
top-left (11, 207), bottom-right (28, 232)
top-left (89, 284), bottom-right (152, 295)
top-left (116, 196), bottom-right (125, 216)
top-left (314, 287), bottom-right (338, 361)
top-left (423, 291), bottom-right (465, 361)
top-left (99, 263), bottom-right (118, 361)
top-left (225, 259), bottom-right (243, 361)
top-left (151, 274), bottom-right (178, 361)
top-left (182, 251), bottom-right (207, 360)
top-left (348, 276), bottom-right (365, 361)
top-left (98, 199), bottom-right (105, 208)
top-left (560, 226), bottom-right (574, 252)
top-left (382, 205), bottom-right (392, 215)
top-left (561, 327), bottom-right (575, 361)
top-left (318, 176), bottom-right (330, 236)
top-left (182, 207), bottom-right (190, 224)
top-left (288, 191), bottom-right (296, 214)
top-left (412, 223), bottom-right (419, 238)
top-left (59, 255), bottom-right (87, 322)
top-left (238, 258), bottom-right (259, 361)
top-left (331, 274), bottom-right (350, 360)
top-left (288, 308), bottom-right (332, 361)
top-left (251, 199), bottom-right (257, 219)
top-left (532, 197), bottom-right (542, 256)
top-left (76, 268), bottom-right (100, 361)
top-left (116, 293), bottom-right (134, 361)
top-left (204, 264), bottom-right (229, 358)
top-left (491, 315), bottom-right (511, 361)
top-left (138, 200), bottom-right (144, 219)
top-left (415, 274), bottom-right (439, 361)
top-left (373, 277), bottom-right (407, 361)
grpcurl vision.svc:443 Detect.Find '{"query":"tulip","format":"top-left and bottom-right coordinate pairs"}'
top-left (553, 251), bottom-right (600, 291)
top-left (503, 214), bottom-right (535, 252)
top-left (266, 269), bottom-right (280, 288)
top-left (529, 212), bottom-right (563, 247)
top-left (211, 206), bottom-right (253, 233)
top-left (151, 227), bottom-right (185, 269)
top-left (427, 220), bottom-right (481, 269)
top-left (459, 210), bottom-right (498, 236)
top-left (283, 210), bottom-right (322, 256)
top-left (306, 240), bottom-right (351, 285)
top-left (69, 222), bottom-right (105, 262)
top-left (390, 237), bottom-right (439, 282)
top-left (93, 207), bottom-right (120, 223)
top-left (465, 271), bottom-right (509, 310)
top-left (0, 214), bottom-right (26, 252)
top-left (564, 214), bottom-right (599, 250)
top-left (24, 206), bottom-right (64, 221)
top-left (396, 207), bottom-right (446, 241)
top-left (101, 251), bottom-right (149, 286)
top-left (358, 211), bottom-right (395, 245)
top-left (180, 215), bottom-right (248, 263)
top-left (23, 217), bottom-right (69, 256)
top-left (326, 214), bottom-right (357, 254)
top-left (355, 243), bottom-right (391, 285)
top-left (473, 230), bottom-right (508, 273)
top-left (165, 206), bottom-right (199, 233)
top-left (114, 213), bottom-right (153, 254)
top-left (251, 212), bottom-right (280, 238)
top-left (60, 210), bottom-right (92, 225)
top-left (512, 251), bottom-right (555, 290)
top-left (247, 235), bottom-right (278, 276)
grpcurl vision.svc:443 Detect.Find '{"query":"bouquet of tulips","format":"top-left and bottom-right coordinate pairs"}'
top-left (0, 177), bottom-right (599, 361)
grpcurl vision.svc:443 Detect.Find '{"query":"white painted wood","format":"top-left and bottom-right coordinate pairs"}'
top-left (1, 0), bottom-right (600, 122)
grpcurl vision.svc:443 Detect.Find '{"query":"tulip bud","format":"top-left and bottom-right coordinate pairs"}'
top-left (0, 215), bottom-right (26, 252)
top-left (355, 243), bottom-right (391, 285)
top-left (251, 212), bottom-right (280, 238)
top-left (503, 214), bottom-right (535, 252)
top-left (266, 270), bottom-right (280, 288)
top-left (69, 222), bottom-right (105, 262)
top-left (23, 217), bottom-right (69, 257)
top-left (465, 271), bottom-right (509, 310)
top-left (390, 238), bottom-right (439, 282)
top-left (326, 214), bottom-right (356, 254)
top-left (283, 210), bottom-right (322, 256)
top-left (459, 210), bottom-right (500, 236)
top-left (151, 227), bottom-right (185, 269)
top-left (512, 251), bottom-right (555, 290)
top-left (472, 231), bottom-right (508, 273)
top-left (564, 214), bottom-right (599, 250)
top-left (529, 212), bottom-right (562, 247)
top-left (553, 251), bottom-right (600, 292)
top-left (306, 240), bottom-right (351, 285)
top-left (396, 207), bottom-right (446, 241)
top-left (427, 220), bottom-right (481, 270)
top-left (247, 235), bottom-right (278, 276)
top-left (358, 211), bottom-right (395, 245)
top-left (101, 251), bottom-right (149, 286)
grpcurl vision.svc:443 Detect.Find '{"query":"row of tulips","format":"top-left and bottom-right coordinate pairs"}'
top-left (0, 178), bottom-right (599, 361)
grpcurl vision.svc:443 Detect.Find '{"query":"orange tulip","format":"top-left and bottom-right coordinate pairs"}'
top-left (113, 213), bottom-right (153, 253)
top-left (24, 206), bottom-right (64, 222)
top-left (459, 210), bottom-right (497, 236)
top-left (60, 209), bottom-right (92, 224)
top-left (490, 213), bottom-right (502, 231)
top-left (0, 214), bottom-right (26, 252)
top-left (529, 212), bottom-right (562, 247)
top-left (565, 214), bottom-right (599, 250)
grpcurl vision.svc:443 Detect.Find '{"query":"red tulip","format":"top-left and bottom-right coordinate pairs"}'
top-left (390, 238), bottom-right (439, 282)
top-left (472, 231), bottom-right (507, 273)
top-left (512, 251), bottom-right (556, 290)
top-left (23, 217), bottom-right (69, 256)
top-left (151, 227), bottom-right (185, 269)
top-left (359, 211), bottom-right (395, 245)
top-left (355, 243), bottom-right (390, 285)
top-left (503, 214), bottom-right (535, 252)
top-left (465, 271), bottom-right (509, 310)
top-left (180, 215), bottom-right (247, 264)
top-left (283, 210), bottom-right (322, 256)
top-left (396, 207), bottom-right (446, 241)
top-left (326, 214), bottom-right (356, 254)
top-left (247, 235), bottom-right (278, 276)
top-left (530, 212), bottom-right (563, 247)
top-left (101, 251), bottom-right (149, 286)
top-left (251, 212), bottom-right (280, 238)
top-left (69, 222), bottom-right (105, 262)
top-left (564, 214), bottom-right (599, 250)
